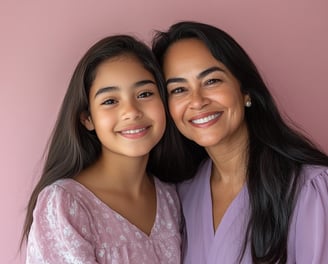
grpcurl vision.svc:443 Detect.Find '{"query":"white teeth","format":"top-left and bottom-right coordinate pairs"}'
top-left (191, 113), bottom-right (220, 124)
top-left (121, 128), bottom-right (146, 134)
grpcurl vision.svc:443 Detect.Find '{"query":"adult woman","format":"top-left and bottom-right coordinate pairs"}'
top-left (152, 21), bottom-right (328, 264)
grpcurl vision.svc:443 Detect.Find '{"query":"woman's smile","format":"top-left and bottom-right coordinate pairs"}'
top-left (189, 112), bottom-right (222, 126)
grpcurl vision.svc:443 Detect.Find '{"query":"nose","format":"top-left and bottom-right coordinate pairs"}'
top-left (121, 100), bottom-right (143, 120)
top-left (189, 89), bottom-right (210, 110)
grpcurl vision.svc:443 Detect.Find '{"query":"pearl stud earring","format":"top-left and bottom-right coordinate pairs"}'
top-left (245, 100), bottom-right (252, 107)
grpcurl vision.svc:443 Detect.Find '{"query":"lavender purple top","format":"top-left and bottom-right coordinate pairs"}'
top-left (26, 177), bottom-right (181, 264)
top-left (178, 159), bottom-right (328, 263)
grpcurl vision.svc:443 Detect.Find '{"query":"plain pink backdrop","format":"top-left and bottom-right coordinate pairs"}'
top-left (1, 0), bottom-right (327, 263)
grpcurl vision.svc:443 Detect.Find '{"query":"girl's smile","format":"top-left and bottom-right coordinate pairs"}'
top-left (118, 125), bottom-right (151, 138)
top-left (83, 54), bottom-right (166, 158)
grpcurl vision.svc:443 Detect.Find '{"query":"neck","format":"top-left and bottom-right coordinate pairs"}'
top-left (78, 151), bottom-right (151, 196)
top-left (206, 124), bottom-right (249, 185)
top-left (103, 152), bottom-right (149, 188)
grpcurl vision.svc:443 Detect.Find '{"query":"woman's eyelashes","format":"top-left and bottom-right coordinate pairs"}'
top-left (168, 78), bottom-right (222, 95)
top-left (169, 87), bottom-right (187, 95)
top-left (204, 78), bottom-right (222, 86)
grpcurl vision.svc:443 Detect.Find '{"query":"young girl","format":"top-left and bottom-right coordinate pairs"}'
top-left (21, 35), bottom-right (181, 263)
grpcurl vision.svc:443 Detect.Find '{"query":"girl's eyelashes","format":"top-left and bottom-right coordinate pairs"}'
top-left (99, 91), bottom-right (154, 105)
top-left (137, 91), bottom-right (154, 98)
top-left (101, 98), bottom-right (118, 105)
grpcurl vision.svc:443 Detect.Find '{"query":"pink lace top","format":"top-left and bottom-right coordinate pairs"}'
top-left (26, 177), bottom-right (181, 263)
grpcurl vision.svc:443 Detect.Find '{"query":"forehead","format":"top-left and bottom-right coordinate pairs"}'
top-left (163, 38), bottom-right (227, 76)
top-left (93, 55), bottom-right (154, 81)
top-left (88, 55), bottom-right (156, 97)
top-left (96, 54), bottom-right (142, 74)
top-left (165, 38), bottom-right (211, 59)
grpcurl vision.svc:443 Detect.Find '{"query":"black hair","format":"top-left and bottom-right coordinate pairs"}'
top-left (152, 21), bottom-right (328, 264)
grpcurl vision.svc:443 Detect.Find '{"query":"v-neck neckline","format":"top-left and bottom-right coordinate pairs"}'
top-left (203, 160), bottom-right (247, 239)
top-left (67, 177), bottom-right (160, 239)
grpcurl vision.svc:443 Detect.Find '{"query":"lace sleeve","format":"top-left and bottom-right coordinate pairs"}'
top-left (26, 183), bottom-right (99, 264)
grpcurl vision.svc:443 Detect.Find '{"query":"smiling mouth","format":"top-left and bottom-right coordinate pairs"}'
top-left (120, 127), bottom-right (147, 135)
top-left (191, 113), bottom-right (221, 125)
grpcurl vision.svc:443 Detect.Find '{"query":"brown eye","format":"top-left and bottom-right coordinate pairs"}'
top-left (138, 91), bottom-right (154, 98)
top-left (205, 79), bottom-right (221, 85)
top-left (101, 99), bottom-right (117, 105)
top-left (170, 87), bottom-right (186, 94)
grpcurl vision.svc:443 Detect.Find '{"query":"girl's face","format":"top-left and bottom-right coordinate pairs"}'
top-left (163, 39), bottom-right (249, 150)
top-left (84, 55), bottom-right (166, 158)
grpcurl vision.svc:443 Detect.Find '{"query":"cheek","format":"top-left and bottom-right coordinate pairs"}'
top-left (151, 102), bottom-right (166, 130)
top-left (232, 94), bottom-right (246, 113)
top-left (168, 99), bottom-right (183, 121)
top-left (157, 107), bottom-right (166, 128)
top-left (153, 110), bottom-right (166, 141)
top-left (215, 90), bottom-right (244, 110)
top-left (93, 117), bottom-right (111, 133)
top-left (227, 97), bottom-right (246, 125)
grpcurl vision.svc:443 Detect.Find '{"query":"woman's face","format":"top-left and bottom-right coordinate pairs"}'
top-left (163, 38), bottom-right (249, 150)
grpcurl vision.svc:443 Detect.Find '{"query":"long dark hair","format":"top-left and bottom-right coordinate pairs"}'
top-left (21, 35), bottom-right (169, 247)
top-left (152, 21), bottom-right (328, 264)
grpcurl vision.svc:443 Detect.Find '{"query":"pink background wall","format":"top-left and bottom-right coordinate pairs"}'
top-left (1, 0), bottom-right (327, 262)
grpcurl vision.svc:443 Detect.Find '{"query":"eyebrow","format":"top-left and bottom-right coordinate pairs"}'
top-left (134, 79), bottom-right (156, 88)
top-left (94, 79), bottom-right (156, 98)
top-left (166, 66), bottom-right (225, 85)
top-left (94, 86), bottom-right (118, 98)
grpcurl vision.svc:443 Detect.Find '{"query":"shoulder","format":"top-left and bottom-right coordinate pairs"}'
top-left (27, 181), bottom-right (99, 262)
top-left (177, 159), bottom-right (212, 200)
top-left (288, 165), bottom-right (328, 262)
top-left (154, 177), bottom-right (179, 205)
top-left (154, 177), bottom-right (182, 225)
top-left (39, 178), bottom-right (87, 202)
top-left (294, 165), bottom-right (328, 210)
top-left (155, 177), bottom-right (177, 192)
top-left (298, 165), bottom-right (328, 189)
top-left (30, 179), bottom-right (97, 237)
top-left (35, 178), bottom-right (95, 218)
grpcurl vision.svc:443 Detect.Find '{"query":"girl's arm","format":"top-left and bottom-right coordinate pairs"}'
top-left (26, 183), bottom-right (99, 264)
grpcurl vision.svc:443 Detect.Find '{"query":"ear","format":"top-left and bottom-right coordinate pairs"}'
top-left (80, 111), bottom-right (95, 131)
top-left (243, 93), bottom-right (249, 102)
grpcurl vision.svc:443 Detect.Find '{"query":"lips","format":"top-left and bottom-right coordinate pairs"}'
top-left (190, 112), bottom-right (222, 125)
top-left (118, 125), bottom-right (150, 138)
top-left (120, 127), bottom-right (147, 135)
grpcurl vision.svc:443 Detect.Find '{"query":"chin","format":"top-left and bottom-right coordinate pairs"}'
top-left (192, 137), bottom-right (220, 148)
top-left (124, 150), bottom-right (151, 158)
